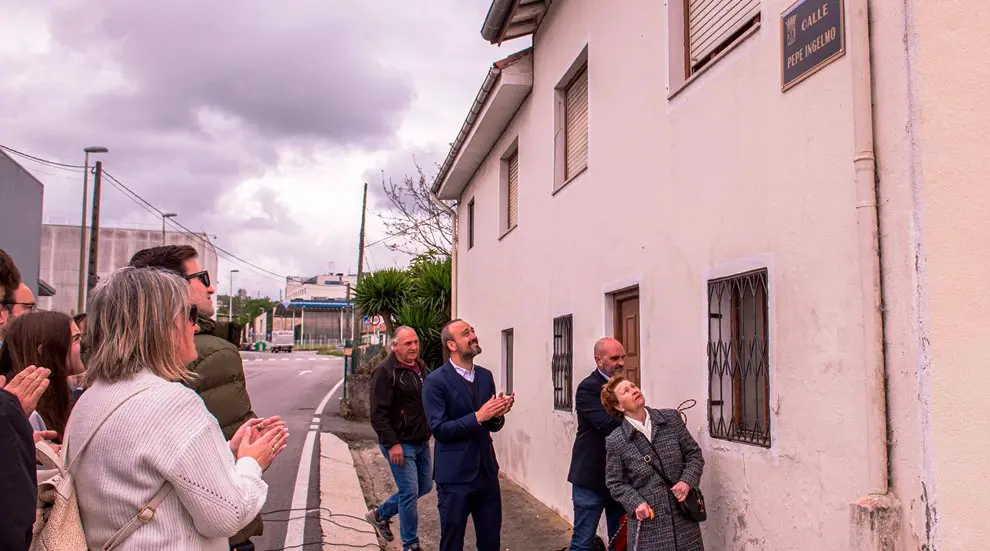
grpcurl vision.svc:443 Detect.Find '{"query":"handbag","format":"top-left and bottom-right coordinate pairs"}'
top-left (637, 433), bottom-right (707, 523)
top-left (32, 386), bottom-right (172, 551)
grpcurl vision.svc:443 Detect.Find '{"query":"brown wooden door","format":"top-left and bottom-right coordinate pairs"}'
top-left (614, 291), bottom-right (641, 388)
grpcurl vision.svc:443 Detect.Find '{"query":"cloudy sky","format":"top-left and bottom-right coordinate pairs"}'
top-left (0, 0), bottom-right (527, 297)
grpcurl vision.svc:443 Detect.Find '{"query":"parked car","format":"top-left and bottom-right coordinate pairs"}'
top-left (270, 331), bottom-right (294, 353)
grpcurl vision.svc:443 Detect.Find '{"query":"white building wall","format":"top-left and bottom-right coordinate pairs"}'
top-left (37, 224), bottom-right (219, 314)
top-left (452, 1), bottom-right (885, 549)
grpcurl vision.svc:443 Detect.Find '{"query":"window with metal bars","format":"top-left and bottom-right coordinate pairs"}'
top-left (502, 328), bottom-right (514, 395)
top-left (707, 269), bottom-right (771, 447)
top-left (552, 315), bottom-right (574, 411)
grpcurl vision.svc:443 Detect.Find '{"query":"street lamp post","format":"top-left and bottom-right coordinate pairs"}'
top-left (77, 146), bottom-right (109, 314)
top-left (229, 269), bottom-right (239, 322)
top-left (161, 213), bottom-right (177, 245)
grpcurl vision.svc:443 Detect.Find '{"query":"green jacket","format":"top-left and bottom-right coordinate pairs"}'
top-left (187, 316), bottom-right (263, 545)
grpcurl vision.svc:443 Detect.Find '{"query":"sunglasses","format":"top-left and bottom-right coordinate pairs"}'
top-left (1, 301), bottom-right (36, 312)
top-left (188, 305), bottom-right (199, 325)
top-left (184, 270), bottom-right (211, 288)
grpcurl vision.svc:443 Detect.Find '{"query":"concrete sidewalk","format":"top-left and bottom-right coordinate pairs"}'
top-left (318, 432), bottom-right (380, 550)
top-left (319, 411), bottom-right (572, 550)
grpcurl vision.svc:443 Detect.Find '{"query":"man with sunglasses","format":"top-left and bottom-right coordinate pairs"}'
top-left (129, 245), bottom-right (262, 551)
top-left (0, 249), bottom-right (35, 342)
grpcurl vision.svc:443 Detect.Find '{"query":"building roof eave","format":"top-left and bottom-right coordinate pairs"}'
top-left (481, 0), bottom-right (549, 45)
top-left (432, 48), bottom-right (534, 200)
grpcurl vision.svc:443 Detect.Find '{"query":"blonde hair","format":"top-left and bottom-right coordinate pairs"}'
top-left (85, 267), bottom-right (193, 384)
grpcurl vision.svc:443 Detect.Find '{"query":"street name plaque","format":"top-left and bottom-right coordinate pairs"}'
top-left (781, 0), bottom-right (846, 91)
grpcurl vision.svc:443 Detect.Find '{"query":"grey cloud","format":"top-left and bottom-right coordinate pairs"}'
top-left (1, 0), bottom-right (503, 296)
top-left (49, 0), bottom-right (415, 147)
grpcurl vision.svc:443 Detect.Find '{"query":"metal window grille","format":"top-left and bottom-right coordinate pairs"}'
top-left (552, 315), bottom-right (574, 411)
top-left (502, 329), bottom-right (514, 395)
top-left (707, 269), bottom-right (771, 447)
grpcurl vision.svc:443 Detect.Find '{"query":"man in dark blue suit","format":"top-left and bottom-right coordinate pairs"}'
top-left (422, 319), bottom-right (514, 551)
top-left (566, 338), bottom-right (626, 550)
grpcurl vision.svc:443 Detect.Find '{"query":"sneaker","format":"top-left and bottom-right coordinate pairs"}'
top-left (405, 544), bottom-right (422, 551)
top-left (365, 506), bottom-right (394, 542)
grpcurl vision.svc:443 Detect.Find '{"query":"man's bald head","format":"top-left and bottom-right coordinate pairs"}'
top-left (594, 337), bottom-right (626, 377)
top-left (392, 325), bottom-right (420, 365)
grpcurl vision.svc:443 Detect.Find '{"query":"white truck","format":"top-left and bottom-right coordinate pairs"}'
top-left (270, 331), bottom-right (294, 353)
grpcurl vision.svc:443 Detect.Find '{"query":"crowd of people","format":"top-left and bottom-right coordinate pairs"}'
top-left (0, 246), bottom-right (288, 551)
top-left (368, 324), bottom-right (707, 551)
top-left (1, 239), bottom-right (705, 551)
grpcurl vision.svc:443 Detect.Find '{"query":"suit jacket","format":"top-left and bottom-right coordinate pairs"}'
top-left (422, 361), bottom-right (505, 485)
top-left (605, 408), bottom-right (705, 551)
top-left (567, 370), bottom-right (623, 494)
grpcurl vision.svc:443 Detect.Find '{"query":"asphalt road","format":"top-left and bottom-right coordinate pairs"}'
top-left (241, 351), bottom-right (344, 551)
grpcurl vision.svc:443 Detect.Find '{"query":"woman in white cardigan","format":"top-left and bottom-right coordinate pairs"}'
top-left (66, 267), bottom-right (288, 550)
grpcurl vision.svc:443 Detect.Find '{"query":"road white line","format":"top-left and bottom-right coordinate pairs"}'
top-left (298, 370), bottom-right (311, 376)
top-left (316, 377), bottom-right (345, 416)
top-left (282, 376), bottom-right (345, 550)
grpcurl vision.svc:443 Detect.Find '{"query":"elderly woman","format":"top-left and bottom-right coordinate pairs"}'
top-left (66, 267), bottom-right (288, 550)
top-left (602, 376), bottom-right (705, 551)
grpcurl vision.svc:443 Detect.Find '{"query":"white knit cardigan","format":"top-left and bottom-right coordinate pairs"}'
top-left (65, 370), bottom-right (268, 550)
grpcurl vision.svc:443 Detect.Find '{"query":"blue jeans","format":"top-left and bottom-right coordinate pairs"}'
top-left (568, 484), bottom-right (625, 551)
top-left (379, 441), bottom-right (433, 549)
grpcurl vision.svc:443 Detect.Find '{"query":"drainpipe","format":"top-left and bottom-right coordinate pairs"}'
top-left (849, 0), bottom-right (888, 498)
top-left (849, 0), bottom-right (902, 547)
top-left (429, 192), bottom-right (459, 318)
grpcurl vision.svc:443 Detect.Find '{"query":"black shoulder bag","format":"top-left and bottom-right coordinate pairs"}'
top-left (638, 433), bottom-right (707, 523)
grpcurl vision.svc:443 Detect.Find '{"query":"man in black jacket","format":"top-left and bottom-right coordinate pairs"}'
top-left (566, 338), bottom-right (627, 551)
top-left (366, 326), bottom-right (432, 551)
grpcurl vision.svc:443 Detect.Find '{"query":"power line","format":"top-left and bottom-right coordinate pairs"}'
top-left (0, 143), bottom-right (287, 283)
top-left (0, 144), bottom-right (85, 171)
top-left (363, 211), bottom-right (447, 249)
top-left (101, 171), bottom-right (286, 282)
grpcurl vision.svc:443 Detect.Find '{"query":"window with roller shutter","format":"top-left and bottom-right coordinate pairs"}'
top-left (563, 67), bottom-right (589, 181)
top-left (507, 151), bottom-right (519, 230)
top-left (687, 0), bottom-right (761, 75)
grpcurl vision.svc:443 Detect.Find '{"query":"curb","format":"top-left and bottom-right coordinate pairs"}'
top-left (319, 432), bottom-right (381, 550)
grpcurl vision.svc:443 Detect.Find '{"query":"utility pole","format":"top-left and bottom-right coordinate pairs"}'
top-left (350, 182), bottom-right (368, 371)
top-left (161, 212), bottom-right (177, 245)
top-left (85, 161), bottom-right (104, 306)
top-left (78, 146), bottom-right (108, 313)
top-left (229, 269), bottom-right (239, 322)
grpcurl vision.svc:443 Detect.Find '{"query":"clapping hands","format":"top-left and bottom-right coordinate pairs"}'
top-left (475, 392), bottom-right (515, 423)
top-left (0, 365), bottom-right (51, 416)
top-left (229, 416), bottom-right (289, 470)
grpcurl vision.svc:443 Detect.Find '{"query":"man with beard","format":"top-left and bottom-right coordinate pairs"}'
top-left (422, 319), bottom-right (514, 551)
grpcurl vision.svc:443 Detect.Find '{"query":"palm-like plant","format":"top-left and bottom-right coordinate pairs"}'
top-left (395, 301), bottom-right (446, 370)
top-left (408, 255), bottom-right (451, 317)
top-left (352, 268), bottom-right (410, 336)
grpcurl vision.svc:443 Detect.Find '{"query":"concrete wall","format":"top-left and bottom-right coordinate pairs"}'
top-left (454, 0), bottom-right (870, 548)
top-left (872, 0), bottom-right (990, 547)
top-left (37, 224), bottom-right (219, 314)
top-left (0, 151), bottom-right (44, 294)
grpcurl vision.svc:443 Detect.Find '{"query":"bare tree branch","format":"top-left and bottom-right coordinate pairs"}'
top-left (374, 159), bottom-right (454, 258)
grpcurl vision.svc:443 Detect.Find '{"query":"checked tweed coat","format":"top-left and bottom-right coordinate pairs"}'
top-left (605, 408), bottom-right (705, 551)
